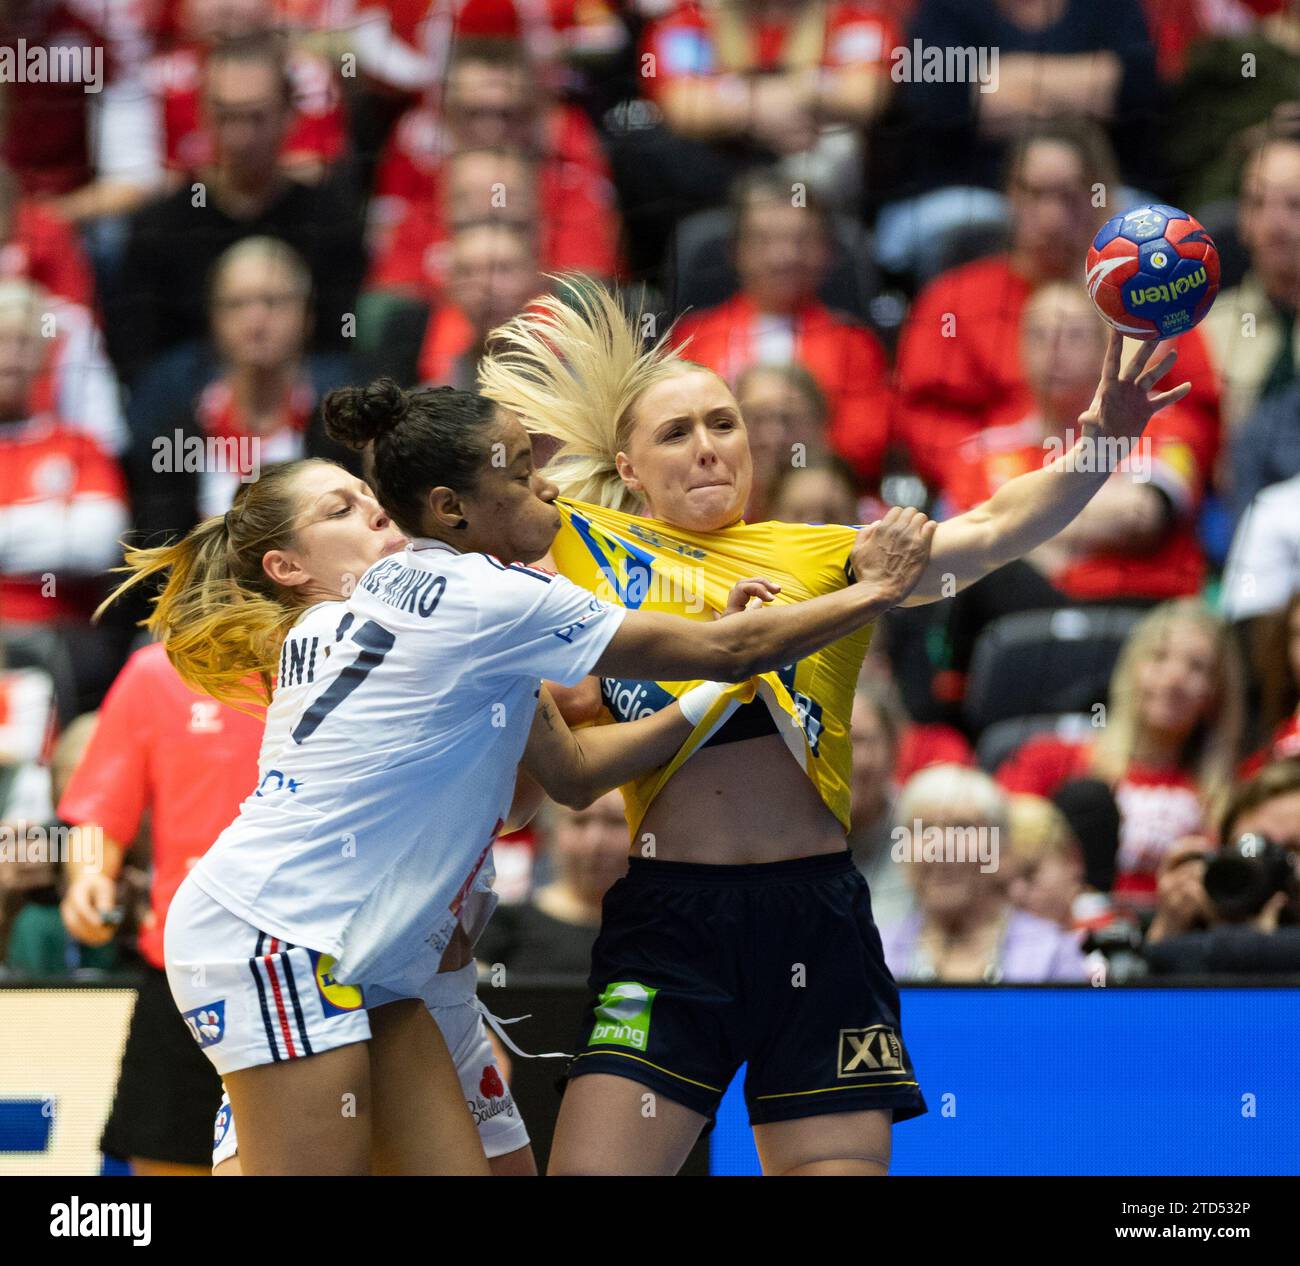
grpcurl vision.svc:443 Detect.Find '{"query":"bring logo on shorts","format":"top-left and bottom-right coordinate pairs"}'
top-left (588, 981), bottom-right (657, 1051)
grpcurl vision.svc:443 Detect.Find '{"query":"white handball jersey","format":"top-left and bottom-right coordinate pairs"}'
top-left (189, 538), bottom-right (626, 987)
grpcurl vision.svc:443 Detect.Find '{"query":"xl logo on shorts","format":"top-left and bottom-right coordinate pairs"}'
top-left (837, 1025), bottom-right (905, 1079)
top-left (182, 1000), bottom-right (225, 1048)
top-left (588, 981), bottom-right (657, 1051)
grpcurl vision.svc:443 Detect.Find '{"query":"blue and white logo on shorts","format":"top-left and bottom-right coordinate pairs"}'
top-left (183, 1000), bottom-right (226, 1048)
top-left (213, 1100), bottom-right (232, 1150)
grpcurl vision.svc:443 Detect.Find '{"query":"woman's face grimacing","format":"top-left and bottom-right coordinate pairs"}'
top-left (456, 410), bottom-right (562, 564)
top-left (263, 462), bottom-right (408, 603)
top-left (617, 367), bottom-right (753, 532)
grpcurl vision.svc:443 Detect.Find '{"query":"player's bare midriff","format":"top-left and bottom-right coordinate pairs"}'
top-left (635, 732), bottom-right (846, 865)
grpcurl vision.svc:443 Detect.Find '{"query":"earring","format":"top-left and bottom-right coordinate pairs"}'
top-left (453, 519), bottom-right (468, 530)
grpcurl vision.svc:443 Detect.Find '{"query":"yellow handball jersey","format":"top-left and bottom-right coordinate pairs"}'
top-left (550, 498), bottom-right (874, 837)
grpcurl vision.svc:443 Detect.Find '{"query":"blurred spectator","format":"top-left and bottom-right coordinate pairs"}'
top-left (768, 453), bottom-right (860, 525)
top-left (1222, 469), bottom-right (1300, 625)
top-left (671, 172), bottom-right (891, 483)
top-left (475, 790), bottom-right (629, 975)
top-left (941, 282), bottom-right (1210, 674)
top-left (0, 0), bottom-right (165, 222)
top-left (876, 0), bottom-right (1159, 276)
top-left (143, 0), bottom-right (347, 185)
top-left (637, 0), bottom-right (898, 206)
top-left (1004, 792), bottom-right (1086, 929)
top-left (368, 37), bottom-right (620, 283)
top-left (2, 712), bottom-right (112, 973)
top-left (1239, 590), bottom-right (1300, 775)
top-left (368, 144), bottom-right (616, 302)
top-left (1144, 762), bottom-right (1300, 973)
top-left (339, 0), bottom-right (627, 97)
top-left (0, 283), bottom-right (130, 707)
top-left (894, 118), bottom-right (1222, 488)
top-left (734, 361), bottom-right (832, 519)
top-left (878, 763), bottom-right (1090, 981)
top-left (1229, 382), bottom-right (1300, 523)
top-left (371, 220), bottom-right (545, 388)
top-left (997, 599), bottom-right (1246, 914)
top-left (848, 682), bottom-right (915, 927)
top-left (111, 32), bottom-right (367, 383)
top-left (126, 236), bottom-right (356, 539)
top-left (0, 161), bottom-right (96, 309)
top-left (58, 641), bottom-right (265, 1174)
top-left (0, 280), bottom-right (128, 458)
top-left (1166, 9), bottom-right (1300, 212)
top-left (1201, 133), bottom-right (1300, 449)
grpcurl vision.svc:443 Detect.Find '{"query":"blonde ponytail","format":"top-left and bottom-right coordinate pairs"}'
top-left (98, 459), bottom-right (330, 708)
top-left (478, 278), bottom-right (700, 511)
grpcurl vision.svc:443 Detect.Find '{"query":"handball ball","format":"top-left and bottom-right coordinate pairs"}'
top-left (1085, 204), bottom-right (1220, 340)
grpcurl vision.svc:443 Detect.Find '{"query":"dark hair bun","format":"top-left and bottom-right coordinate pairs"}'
top-left (323, 378), bottom-right (409, 449)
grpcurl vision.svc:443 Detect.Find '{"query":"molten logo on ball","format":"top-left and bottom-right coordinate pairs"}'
top-left (1085, 204), bottom-right (1220, 341)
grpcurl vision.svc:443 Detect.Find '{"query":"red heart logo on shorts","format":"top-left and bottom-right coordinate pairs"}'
top-left (479, 1065), bottom-right (505, 1098)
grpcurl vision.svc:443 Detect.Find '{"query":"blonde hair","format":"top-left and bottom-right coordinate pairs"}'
top-left (896, 763), bottom-right (1010, 837)
top-left (711, 0), bottom-right (829, 74)
top-left (97, 459), bottom-right (333, 708)
top-left (1091, 598), bottom-right (1245, 812)
top-left (477, 278), bottom-right (706, 511)
top-left (1006, 794), bottom-right (1077, 872)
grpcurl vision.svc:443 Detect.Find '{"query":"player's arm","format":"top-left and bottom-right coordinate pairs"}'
top-left (593, 507), bottom-right (937, 683)
top-left (518, 685), bottom-right (702, 810)
top-left (900, 333), bottom-right (1191, 605)
top-left (516, 579), bottom-right (780, 811)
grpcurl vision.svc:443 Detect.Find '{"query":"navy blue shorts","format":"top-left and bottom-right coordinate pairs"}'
top-left (567, 850), bottom-right (927, 1126)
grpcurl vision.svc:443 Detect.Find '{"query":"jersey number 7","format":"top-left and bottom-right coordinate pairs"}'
top-left (292, 618), bottom-right (397, 743)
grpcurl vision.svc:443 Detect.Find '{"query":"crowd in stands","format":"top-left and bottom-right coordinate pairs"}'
top-left (0, 0), bottom-right (1298, 991)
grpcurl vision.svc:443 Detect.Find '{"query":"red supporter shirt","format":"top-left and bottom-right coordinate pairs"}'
top-left (1, 0), bottom-right (117, 196)
top-left (57, 643), bottom-right (265, 969)
top-left (941, 401), bottom-right (1207, 600)
top-left (368, 102), bottom-right (620, 292)
top-left (671, 293), bottom-right (891, 482)
top-left (0, 201), bottom-right (96, 308)
top-left (640, 1), bottom-right (898, 100)
top-left (894, 255), bottom-right (1222, 489)
top-left (895, 721), bottom-right (975, 784)
top-left (1239, 715), bottom-right (1300, 780)
top-left (996, 735), bottom-right (1207, 906)
top-left (145, 44), bottom-right (345, 173)
top-left (0, 415), bottom-right (128, 622)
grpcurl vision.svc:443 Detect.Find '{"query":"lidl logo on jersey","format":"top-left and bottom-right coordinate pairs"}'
top-left (309, 951), bottom-right (364, 1015)
top-left (837, 1025), bottom-right (906, 1079)
top-left (588, 981), bottom-right (657, 1051)
top-left (182, 1000), bottom-right (225, 1048)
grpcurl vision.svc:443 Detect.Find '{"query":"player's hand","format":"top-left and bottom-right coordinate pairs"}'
top-left (60, 872), bottom-right (119, 946)
top-left (1078, 329), bottom-right (1192, 445)
top-left (718, 577), bottom-right (781, 618)
top-left (850, 506), bottom-right (938, 607)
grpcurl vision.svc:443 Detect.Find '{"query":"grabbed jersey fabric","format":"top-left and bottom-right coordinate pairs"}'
top-left (550, 498), bottom-right (872, 835)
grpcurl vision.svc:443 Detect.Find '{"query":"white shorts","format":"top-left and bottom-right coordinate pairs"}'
top-left (212, 966), bottom-right (530, 1166)
top-left (164, 878), bottom-right (530, 1164)
top-left (165, 874), bottom-right (373, 1078)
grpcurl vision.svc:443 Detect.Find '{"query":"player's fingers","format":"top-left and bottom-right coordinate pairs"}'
top-left (1135, 349), bottom-right (1178, 390)
top-left (1102, 328), bottom-right (1124, 379)
top-left (1124, 336), bottom-right (1161, 379)
top-left (1149, 381), bottom-right (1193, 409)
